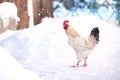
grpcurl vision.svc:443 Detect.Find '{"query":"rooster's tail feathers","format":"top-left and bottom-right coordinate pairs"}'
top-left (90, 27), bottom-right (100, 42)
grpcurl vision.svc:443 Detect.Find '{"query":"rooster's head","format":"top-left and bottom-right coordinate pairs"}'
top-left (63, 20), bottom-right (69, 30)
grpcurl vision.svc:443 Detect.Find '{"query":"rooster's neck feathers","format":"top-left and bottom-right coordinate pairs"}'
top-left (65, 26), bottom-right (80, 38)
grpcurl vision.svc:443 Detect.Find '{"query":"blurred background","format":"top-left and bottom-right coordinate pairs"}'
top-left (0, 0), bottom-right (120, 32)
top-left (53, 0), bottom-right (120, 24)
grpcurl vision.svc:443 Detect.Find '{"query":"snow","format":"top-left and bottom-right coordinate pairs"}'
top-left (0, 15), bottom-right (120, 80)
top-left (28, 0), bottom-right (34, 27)
top-left (0, 2), bottom-right (19, 20)
top-left (0, 2), bottom-right (20, 27)
top-left (0, 47), bottom-right (42, 80)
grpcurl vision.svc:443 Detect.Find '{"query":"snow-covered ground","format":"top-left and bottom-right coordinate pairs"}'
top-left (0, 15), bottom-right (120, 80)
top-left (0, 47), bottom-right (42, 80)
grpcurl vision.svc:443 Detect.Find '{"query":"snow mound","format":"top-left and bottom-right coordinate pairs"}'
top-left (0, 2), bottom-right (19, 21)
top-left (0, 47), bottom-right (42, 80)
top-left (0, 2), bottom-right (20, 28)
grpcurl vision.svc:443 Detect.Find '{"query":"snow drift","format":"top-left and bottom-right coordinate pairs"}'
top-left (0, 47), bottom-right (42, 80)
top-left (0, 2), bottom-right (19, 28)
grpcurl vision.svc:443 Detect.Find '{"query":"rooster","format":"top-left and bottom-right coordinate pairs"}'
top-left (63, 20), bottom-right (99, 67)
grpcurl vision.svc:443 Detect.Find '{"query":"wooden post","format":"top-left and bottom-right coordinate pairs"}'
top-left (32, 0), bottom-right (53, 25)
top-left (32, 0), bottom-right (41, 25)
top-left (14, 0), bottom-right (29, 29)
top-left (42, 0), bottom-right (53, 18)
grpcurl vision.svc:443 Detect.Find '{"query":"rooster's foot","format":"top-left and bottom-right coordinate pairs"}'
top-left (81, 64), bottom-right (87, 67)
top-left (71, 65), bottom-right (79, 68)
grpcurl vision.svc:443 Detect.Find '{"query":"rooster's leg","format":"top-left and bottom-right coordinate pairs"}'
top-left (75, 60), bottom-right (80, 68)
top-left (82, 57), bottom-right (88, 66)
top-left (72, 60), bottom-right (80, 68)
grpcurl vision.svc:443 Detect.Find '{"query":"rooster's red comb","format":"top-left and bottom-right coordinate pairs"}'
top-left (63, 20), bottom-right (69, 25)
